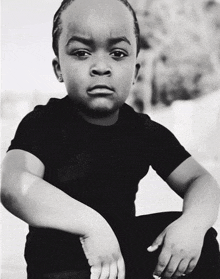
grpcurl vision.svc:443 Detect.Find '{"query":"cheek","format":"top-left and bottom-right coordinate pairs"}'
top-left (118, 66), bottom-right (136, 87)
top-left (119, 59), bottom-right (136, 78)
top-left (63, 64), bottom-right (88, 87)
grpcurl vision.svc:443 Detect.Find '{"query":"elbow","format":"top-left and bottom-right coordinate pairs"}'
top-left (1, 169), bottom-right (28, 217)
top-left (1, 189), bottom-right (18, 213)
top-left (1, 170), bottom-right (49, 228)
top-left (1, 170), bottom-right (13, 210)
top-left (1, 176), bottom-right (21, 216)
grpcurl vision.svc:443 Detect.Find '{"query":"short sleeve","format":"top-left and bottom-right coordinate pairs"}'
top-left (7, 108), bottom-right (52, 165)
top-left (147, 120), bottom-right (191, 180)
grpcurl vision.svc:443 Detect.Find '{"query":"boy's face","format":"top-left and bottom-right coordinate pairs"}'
top-left (53, 0), bottom-right (140, 123)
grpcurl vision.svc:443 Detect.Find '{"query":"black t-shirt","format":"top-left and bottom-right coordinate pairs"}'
top-left (8, 96), bottom-right (190, 272)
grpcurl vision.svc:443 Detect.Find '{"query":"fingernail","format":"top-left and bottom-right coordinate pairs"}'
top-left (153, 275), bottom-right (161, 279)
top-left (147, 245), bottom-right (158, 252)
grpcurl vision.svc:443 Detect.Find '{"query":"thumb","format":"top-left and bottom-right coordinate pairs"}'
top-left (147, 231), bottom-right (165, 252)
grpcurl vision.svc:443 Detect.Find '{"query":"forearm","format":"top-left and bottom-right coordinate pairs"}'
top-left (1, 170), bottom-right (106, 236)
top-left (182, 173), bottom-right (220, 230)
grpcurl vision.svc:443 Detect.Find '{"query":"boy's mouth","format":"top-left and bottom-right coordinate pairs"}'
top-left (87, 85), bottom-right (114, 95)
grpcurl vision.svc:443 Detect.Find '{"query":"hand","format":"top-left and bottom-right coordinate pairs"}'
top-left (147, 217), bottom-right (206, 279)
top-left (80, 219), bottom-right (125, 279)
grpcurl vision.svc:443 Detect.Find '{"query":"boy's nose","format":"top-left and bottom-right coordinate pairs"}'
top-left (90, 61), bottom-right (111, 77)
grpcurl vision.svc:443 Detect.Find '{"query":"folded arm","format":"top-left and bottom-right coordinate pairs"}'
top-left (1, 149), bottom-right (104, 234)
top-left (167, 156), bottom-right (220, 229)
top-left (149, 157), bottom-right (220, 278)
top-left (1, 149), bottom-right (125, 279)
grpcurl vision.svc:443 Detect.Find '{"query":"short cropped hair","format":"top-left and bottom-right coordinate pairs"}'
top-left (52, 0), bottom-right (140, 57)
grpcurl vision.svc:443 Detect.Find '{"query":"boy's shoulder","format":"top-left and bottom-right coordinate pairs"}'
top-left (8, 96), bottom-right (74, 160)
top-left (32, 96), bottom-right (69, 117)
top-left (122, 103), bottom-right (151, 123)
top-left (124, 105), bottom-right (176, 141)
top-left (21, 96), bottom-right (72, 125)
top-left (123, 104), bottom-right (161, 131)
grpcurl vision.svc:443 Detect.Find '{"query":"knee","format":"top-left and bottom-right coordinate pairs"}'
top-left (191, 228), bottom-right (220, 278)
top-left (203, 227), bottom-right (219, 255)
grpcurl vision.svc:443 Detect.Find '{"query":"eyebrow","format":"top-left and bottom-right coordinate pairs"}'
top-left (66, 36), bottom-right (94, 47)
top-left (108, 36), bottom-right (131, 46)
top-left (66, 35), bottom-right (131, 47)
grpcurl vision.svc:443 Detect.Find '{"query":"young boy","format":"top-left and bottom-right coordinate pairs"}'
top-left (1, 0), bottom-right (220, 278)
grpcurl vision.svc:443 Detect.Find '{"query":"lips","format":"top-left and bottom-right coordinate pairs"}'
top-left (87, 85), bottom-right (114, 95)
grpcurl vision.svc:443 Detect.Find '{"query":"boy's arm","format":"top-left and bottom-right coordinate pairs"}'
top-left (1, 149), bottom-right (102, 233)
top-left (148, 157), bottom-right (220, 278)
top-left (167, 156), bottom-right (220, 229)
top-left (1, 149), bottom-right (125, 279)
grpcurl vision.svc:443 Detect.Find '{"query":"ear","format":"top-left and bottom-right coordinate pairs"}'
top-left (52, 57), bottom-right (63, 82)
top-left (133, 63), bottom-right (141, 84)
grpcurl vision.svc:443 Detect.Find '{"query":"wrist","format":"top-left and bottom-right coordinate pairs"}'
top-left (85, 213), bottom-right (111, 237)
top-left (180, 212), bottom-right (210, 233)
top-left (74, 206), bottom-right (108, 237)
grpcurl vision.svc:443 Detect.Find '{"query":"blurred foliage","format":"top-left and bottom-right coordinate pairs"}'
top-left (129, 0), bottom-right (220, 109)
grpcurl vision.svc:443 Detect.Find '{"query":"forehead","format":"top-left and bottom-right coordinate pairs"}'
top-left (60, 0), bottom-right (135, 43)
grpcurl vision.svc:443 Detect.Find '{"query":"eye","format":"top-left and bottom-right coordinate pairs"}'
top-left (110, 50), bottom-right (127, 59)
top-left (72, 50), bottom-right (91, 58)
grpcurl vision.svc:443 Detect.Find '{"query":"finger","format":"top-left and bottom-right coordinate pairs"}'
top-left (147, 232), bottom-right (165, 252)
top-left (117, 257), bottom-right (125, 279)
top-left (185, 258), bottom-right (199, 275)
top-left (99, 263), bottom-right (110, 279)
top-left (109, 262), bottom-right (117, 279)
top-left (163, 255), bottom-right (182, 278)
top-left (153, 248), bottom-right (171, 277)
top-left (173, 258), bottom-right (189, 279)
top-left (91, 264), bottom-right (102, 279)
top-left (147, 244), bottom-right (160, 252)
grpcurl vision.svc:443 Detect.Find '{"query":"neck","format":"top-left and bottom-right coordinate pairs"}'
top-left (79, 110), bottom-right (119, 126)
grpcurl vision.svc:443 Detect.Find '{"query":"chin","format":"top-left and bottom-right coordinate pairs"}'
top-left (74, 98), bottom-right (123, 118)
top-left (82, 103), bottom-right (119, 118)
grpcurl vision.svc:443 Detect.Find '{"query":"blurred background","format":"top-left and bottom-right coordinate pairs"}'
top-left (1, 0), bottom-right (220, 278)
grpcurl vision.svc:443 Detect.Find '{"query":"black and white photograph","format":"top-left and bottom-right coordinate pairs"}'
top-left (1, 0), bottom-right (220, 278)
